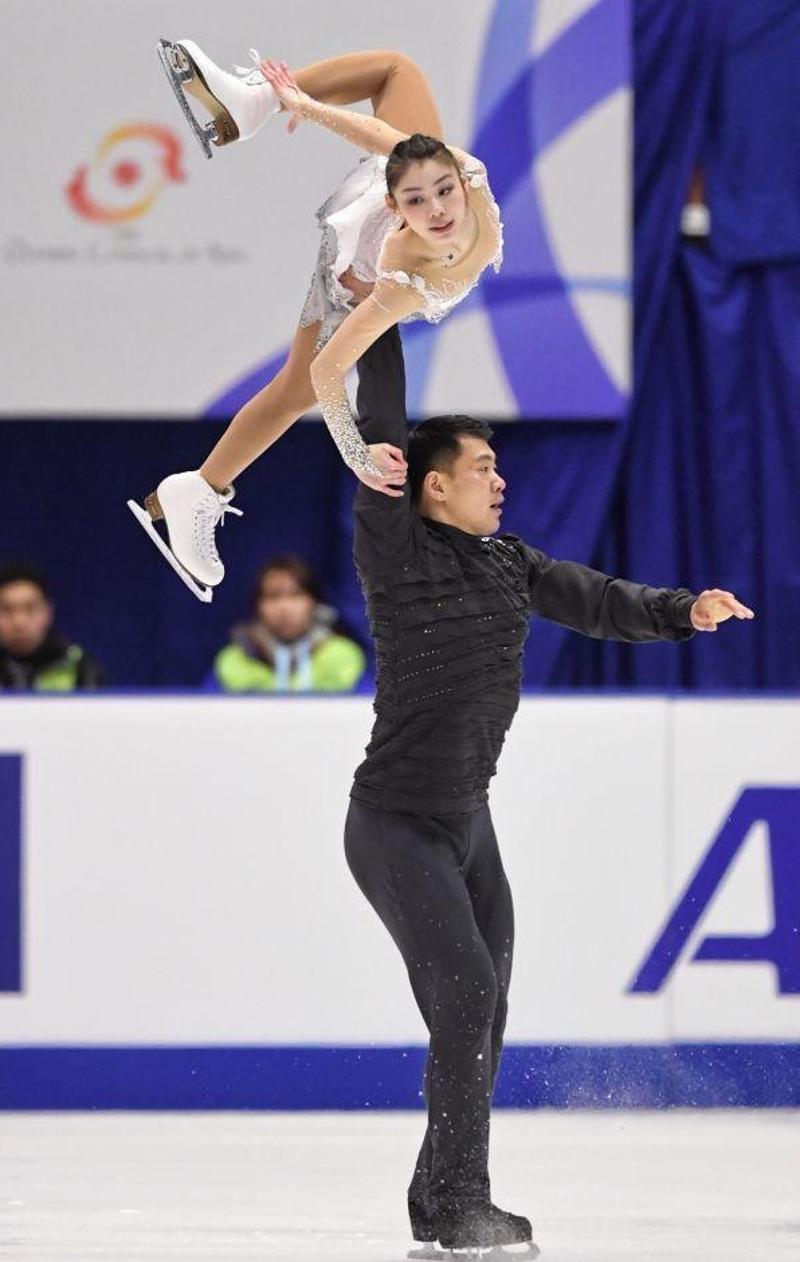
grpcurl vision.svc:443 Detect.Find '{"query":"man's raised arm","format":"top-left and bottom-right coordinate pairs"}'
top-left (351, 324), bottom-right (415, 575)
top-left (355, 324), bottom-right (409, 456)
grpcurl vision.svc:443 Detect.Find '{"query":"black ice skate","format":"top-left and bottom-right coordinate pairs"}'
top-left (408, 1200), bottom-right (539, 1260)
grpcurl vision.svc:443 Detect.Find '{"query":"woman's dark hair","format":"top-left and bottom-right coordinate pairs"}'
top-left (385, 133), bottom-right (460, 196)
top-left (407, 415), bottom-right (494, 503)
top-left (253, 555), bottom-right (322, 611)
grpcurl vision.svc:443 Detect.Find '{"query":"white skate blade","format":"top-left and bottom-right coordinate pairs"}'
top-left (127, 500), bottom-right (213, 603)
top-left (156, 38), bottom-right (216, 159)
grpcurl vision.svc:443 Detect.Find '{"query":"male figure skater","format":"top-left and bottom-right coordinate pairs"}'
top-left (347, 329), bottom-right (753, 1256)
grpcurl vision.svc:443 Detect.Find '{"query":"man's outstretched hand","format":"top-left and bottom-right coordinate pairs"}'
top-left (690, 589), bottom-right (755, 632)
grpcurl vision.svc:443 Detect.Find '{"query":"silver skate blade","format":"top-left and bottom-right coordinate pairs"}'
top-left (474, 1247), bottom-right (540, 1260)
top-left (156, 38), bottom-right (216, 159)
top-left (433, 1247), bottom-right (540, 1261)
top-left (480, 1246), bottom-right (539, 1260)
top-left (127, 500), bottom-right (213, 603)
top-left (408, 1249), bottom-right (447, 1261)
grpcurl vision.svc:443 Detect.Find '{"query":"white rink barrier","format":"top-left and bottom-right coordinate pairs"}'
top-left (0, 696), bottom-right (798, 1109)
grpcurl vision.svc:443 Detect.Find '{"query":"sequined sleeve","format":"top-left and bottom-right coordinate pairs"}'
top-left (310, 278), bottom-right (424, 477)
top-left (300, 96), bottom-right (408, 156)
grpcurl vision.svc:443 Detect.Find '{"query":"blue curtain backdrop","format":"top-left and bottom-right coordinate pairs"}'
top-left (569, 0), bottom-right (800, 691)
top-left (1, 0), bottom-right (799, 691)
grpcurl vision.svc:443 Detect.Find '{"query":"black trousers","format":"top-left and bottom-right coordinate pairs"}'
top-left (344, 799), bottom-right (515, 1217)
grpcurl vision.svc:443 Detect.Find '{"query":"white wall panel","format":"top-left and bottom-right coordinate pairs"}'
top-left (2, 696), bottom-right (795, 1047)
top-left (668, 701), bottom-right (800, 1040)
top-left (495, 698), bottom-right (669, 1041)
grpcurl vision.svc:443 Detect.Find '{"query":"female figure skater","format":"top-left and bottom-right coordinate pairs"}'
top-left (129, 43), bottom-right (503, 600)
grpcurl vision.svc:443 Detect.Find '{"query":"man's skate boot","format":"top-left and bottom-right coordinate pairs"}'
top-left (156, 37), bottom-right (279, 158)
top-left (430, 1200), bottom-right (539, 1259)
top-left (485, 1202), bottom-right (538, 1253)
top-left (127, 471), bottom-right (242, 603)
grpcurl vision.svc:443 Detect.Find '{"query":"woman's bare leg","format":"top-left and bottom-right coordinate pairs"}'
top-left (200, 320), bottom-right (320, 489)
top-left (201, 53), bottom-right (440, 490)
top-left (292, 50), bottom-right (443, 138)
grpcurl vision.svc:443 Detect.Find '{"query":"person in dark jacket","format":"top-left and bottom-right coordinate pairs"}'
top-left (212, 555), bottom-right (365, 693)
top-left (343, 328), bottom-right (755, 1254)
top-left (0, 564), bottom-right (103, 692)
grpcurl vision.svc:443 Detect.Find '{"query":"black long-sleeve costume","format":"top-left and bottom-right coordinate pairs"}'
top-left (350, 326), bottom-right (696, 817)
top-left (344, 328), bottom-right (696, 1232)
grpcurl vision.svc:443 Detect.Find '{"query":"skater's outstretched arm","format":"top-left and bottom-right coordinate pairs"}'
top-left (524, 546), bottom-right (754, 640)
top-left (524, 546), bottom-right (699, 643)
top-left (262, 60), bottom-right (411, 155)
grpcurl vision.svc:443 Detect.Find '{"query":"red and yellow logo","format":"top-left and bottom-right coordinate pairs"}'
top-left (66, 123), bottom-right (185, 224)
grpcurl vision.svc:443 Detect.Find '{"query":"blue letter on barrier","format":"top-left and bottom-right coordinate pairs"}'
top-left (629, 787), bottom-right (800, 995)
top-left (0, 755), bottom-right (22, 993)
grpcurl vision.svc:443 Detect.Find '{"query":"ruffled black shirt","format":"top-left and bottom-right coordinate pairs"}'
top-left (351, 329), bottom-right (695, 817)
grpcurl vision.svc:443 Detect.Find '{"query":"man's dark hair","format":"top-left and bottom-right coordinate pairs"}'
top-left (407, 415), bottom-right (494, 503)
top-left (385, 133), bottom-right (460, 195)
top-left (0, 562), bottom-right (51, 599)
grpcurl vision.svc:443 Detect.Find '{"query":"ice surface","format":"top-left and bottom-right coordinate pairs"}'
top-left (0, 1110), bottom-right (797, 1260)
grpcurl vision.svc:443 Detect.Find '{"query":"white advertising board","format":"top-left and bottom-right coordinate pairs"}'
top-left (0, 696), bottom-right (797, 1048)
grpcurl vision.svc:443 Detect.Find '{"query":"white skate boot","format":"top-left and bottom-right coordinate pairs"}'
top-left (127, 471), bottom-right (242, 603)
top-left (156, 37), bottom-right (279, 159)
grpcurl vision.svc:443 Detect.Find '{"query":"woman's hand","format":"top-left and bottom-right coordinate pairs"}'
top-left (260, 60), bottom-right (310, 133)
top-left (355, 444), bottom-right (408, 498)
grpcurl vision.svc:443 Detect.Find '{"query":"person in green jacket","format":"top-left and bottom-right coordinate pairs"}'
top-left (0, 563), bottom-right (103, 692)
top-left (213, 555), bottom-right (366, 693)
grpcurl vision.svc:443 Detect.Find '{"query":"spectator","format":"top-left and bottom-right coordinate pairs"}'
top-left (213, 555), bottom-right (366, 693)
top-left (0, 563), bottom-right (103, 691)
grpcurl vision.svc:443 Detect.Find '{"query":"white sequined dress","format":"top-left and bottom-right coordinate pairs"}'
top-left (300, 151), bottom-right (503, 349)
top-left (306, 146), bottom-right (504, 477)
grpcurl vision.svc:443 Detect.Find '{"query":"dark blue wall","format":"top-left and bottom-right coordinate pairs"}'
top-left (0, 410), bottom-right (783, 691)
top-left (1, 417), bottom-right (631, 689)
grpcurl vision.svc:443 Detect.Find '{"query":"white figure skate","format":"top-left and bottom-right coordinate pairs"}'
top-left (156, 37), bottom-right (279, 159)
top-left (127, 471), bottom-right (242, 603)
